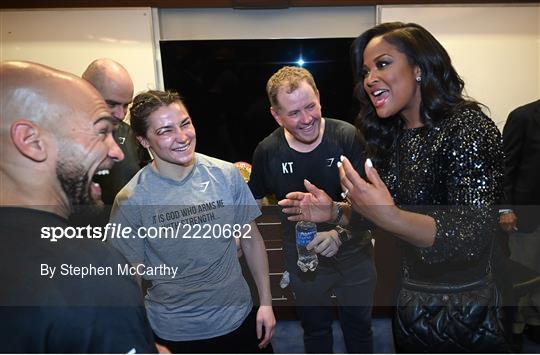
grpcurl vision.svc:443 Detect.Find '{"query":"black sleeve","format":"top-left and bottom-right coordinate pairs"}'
top-left (502, 108), bottom-right (526, 206)
top-left (248, 142), bottom-right (269, 200)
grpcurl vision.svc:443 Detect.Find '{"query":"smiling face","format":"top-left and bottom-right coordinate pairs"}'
top-left (55, 82), bottom-right (124, 207)
top-left (362, 35), bottom-right (422, 127)
top-left (270, 80), bottom-right (322, 148)
top-left (138, 102), bottom-right (196, 170)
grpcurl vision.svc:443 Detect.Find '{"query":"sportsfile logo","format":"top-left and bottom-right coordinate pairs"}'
top-left (40, 222), bottom-right (252, 242)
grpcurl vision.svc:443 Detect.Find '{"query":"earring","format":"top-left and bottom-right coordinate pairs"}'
top-left (416, 76), bottom-right (422, 82)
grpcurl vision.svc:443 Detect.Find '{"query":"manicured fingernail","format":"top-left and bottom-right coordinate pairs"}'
top-left (366, 158), bottom-right (373, 168)
top-left (340, 155), bottom-right (345, 162)
top-left (304, 179), bottom-right (310, 184)
top-left (337, 162), bottom-right (342, 168)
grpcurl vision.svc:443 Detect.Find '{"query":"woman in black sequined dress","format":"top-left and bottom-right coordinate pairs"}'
top-left (339, 22), bottom-right (508, 352)
top-left (279, 22), bottom-right (511, 352)
top-left (344, 22), bottom-right (505, 280)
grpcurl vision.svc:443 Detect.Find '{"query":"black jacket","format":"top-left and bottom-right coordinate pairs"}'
top-left (502, 99), bottom-right (540, 232)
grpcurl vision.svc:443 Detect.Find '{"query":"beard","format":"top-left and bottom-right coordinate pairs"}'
top-left (56, 159), bottom-right (103, 217)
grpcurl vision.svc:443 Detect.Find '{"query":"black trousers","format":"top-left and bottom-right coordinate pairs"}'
top-left (153, 308), bottom-right (274, 354)
top-left (289, 253), bottom-right (377, 353)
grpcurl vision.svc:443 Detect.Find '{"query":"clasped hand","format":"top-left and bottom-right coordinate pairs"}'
top-left (278, 156), bottom-right (398, 229)
top-left (307, 230), bottom-right (341, 257)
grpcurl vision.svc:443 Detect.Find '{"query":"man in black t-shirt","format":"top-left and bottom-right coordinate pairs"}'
top-left (249, 66), bottom-right (376, 353)
top-left (0, 61), bottom-right (157, 353)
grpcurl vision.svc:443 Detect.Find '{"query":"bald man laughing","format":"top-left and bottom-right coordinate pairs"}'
top-left (0, 61), bottom-right (157, 353)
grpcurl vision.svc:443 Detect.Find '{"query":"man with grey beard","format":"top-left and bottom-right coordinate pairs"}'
top-left (0, 60), bottom-right (158, 353)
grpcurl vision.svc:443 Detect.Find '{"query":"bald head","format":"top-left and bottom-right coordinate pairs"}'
top-left (82, 58), bottom-right (134, 122)
top-left (1, 61), bottom-right (103, 136)
top-left (0, 60), bottom-right (123, 217)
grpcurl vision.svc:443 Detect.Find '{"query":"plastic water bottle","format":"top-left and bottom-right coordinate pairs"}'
top-left (295, 221), bottom-right (318, 272)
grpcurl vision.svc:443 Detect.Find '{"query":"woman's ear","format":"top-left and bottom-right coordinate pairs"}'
top-left (11, 120), bottom-right (47, 162)
top-left (136, 135), bottom-right (150, 150)
top-left (414, 66), bottom-right (422, 80)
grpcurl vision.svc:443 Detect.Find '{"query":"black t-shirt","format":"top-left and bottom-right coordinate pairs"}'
top-left (95, 121), bottom-right (151, 206)
top-left (0, 207), bottom-right (156, 353)
top-left (249, 118), bottom-right (370, 269)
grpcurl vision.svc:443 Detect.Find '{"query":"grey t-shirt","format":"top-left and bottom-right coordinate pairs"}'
top-left (110, 153), bottom-right (261, 341)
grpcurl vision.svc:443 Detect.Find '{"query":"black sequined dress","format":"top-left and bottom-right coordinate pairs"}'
top-left (381, 107), bottom-right (505, 282)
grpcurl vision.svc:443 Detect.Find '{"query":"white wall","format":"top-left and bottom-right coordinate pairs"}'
top-left (0, 8), bottom-right (158, 95)
top-left (380, 4), bottom-right (540, 131)
top-left (2, 5), bottom-right (537, 131)
top-left (159, 7), bottom-right (375, 40)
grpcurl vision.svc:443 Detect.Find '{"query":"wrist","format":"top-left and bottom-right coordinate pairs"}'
top-left (330, 202), bottom-right (343, 225)
top-left (334, 225), bottom-right (351, 244)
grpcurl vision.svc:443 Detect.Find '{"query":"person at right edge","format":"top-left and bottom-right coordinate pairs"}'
top-left (248, 66), bottom-right (376, 353)
top-left (279, 23), bottom-right (513, 352)
top-left (499, 99), bottom-right (540, 344)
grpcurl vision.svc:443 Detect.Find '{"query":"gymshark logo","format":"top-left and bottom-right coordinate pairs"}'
top-left (282, 162), bottom-right (293, 174)
top-left (118, 136), bottom-right (126, 144)
top-left (200, 181), bottom-right (210, 192)
top-left (326, 158), bottom-right (334, 167)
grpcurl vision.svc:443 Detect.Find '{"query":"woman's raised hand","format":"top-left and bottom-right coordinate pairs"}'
top-left (338, 156), bottom-right (397, 227)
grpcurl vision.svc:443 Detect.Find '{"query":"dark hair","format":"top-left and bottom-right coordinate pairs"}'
top-left (350, 22), bottom-right (481, 164)
top-left (130, 90), bottom-right (185, 138)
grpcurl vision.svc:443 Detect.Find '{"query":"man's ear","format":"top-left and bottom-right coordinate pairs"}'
top-left (136, 135), bottom-right (150, 150)
top-left (270, 106), bottom-right (283, 127)
top-left (11, 120), bottom-right (47, 162)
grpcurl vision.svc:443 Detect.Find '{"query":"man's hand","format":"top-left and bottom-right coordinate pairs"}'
top-left (256, 305), bottom-right (276, 349)
top-left (306, 230), bottom-right (342, 257)
top-left (499, 211), bottom-right (517, 233)
top-left (278, 179), bottom-right (334, 223)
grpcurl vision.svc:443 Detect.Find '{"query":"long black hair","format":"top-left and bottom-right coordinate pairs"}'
top-left (350, 22), bottom-right (481, 165)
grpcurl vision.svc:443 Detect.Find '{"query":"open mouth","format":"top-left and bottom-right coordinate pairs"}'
top-left (301, 121), bottom-right (316, 132)
top-left (172, 142), bottom-right (191, 152)
top-left (371, 89), bottom-right (389, 108)
top-left (89, 168), bottom-right (109, 201)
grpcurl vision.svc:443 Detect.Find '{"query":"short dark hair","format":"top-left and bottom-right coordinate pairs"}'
top-left (129, 90), bottom-right (184, 138)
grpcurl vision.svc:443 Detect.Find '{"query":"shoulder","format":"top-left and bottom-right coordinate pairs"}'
top-left (444, 107), bottom-right (499, 137)
top-left (325, 118), bottom-right (356, 135)
top-left (255, 127), bottom-right (284, 151)
top-left (508, 99), bottom-right (540, 123)
top-left (114, 166), bottom-right (151, 205)
top-left (195, 153), bottom-right (242, 181)
top-left (324, 118), bottom-right (364, 148)
top-left (196, 153), bottom-right (235, 172)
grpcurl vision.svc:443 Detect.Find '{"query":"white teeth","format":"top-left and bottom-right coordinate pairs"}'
top-left (173, 144), bottom-right (189, 152)
top-left (373, 90), bottom-right (385, 96)
top-left (95, 169), bottom-right (110, 176)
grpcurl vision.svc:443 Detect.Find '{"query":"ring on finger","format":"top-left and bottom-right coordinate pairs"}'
top-left (341, 188), bottom-right (349, 199)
